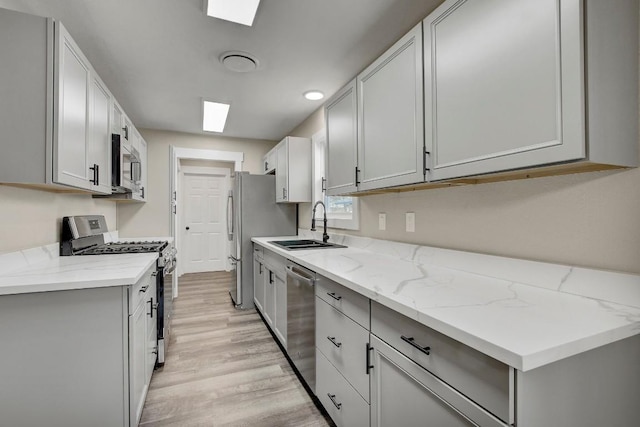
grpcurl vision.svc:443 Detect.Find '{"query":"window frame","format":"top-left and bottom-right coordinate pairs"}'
top-left (312, 130), bottom-right (360, 230)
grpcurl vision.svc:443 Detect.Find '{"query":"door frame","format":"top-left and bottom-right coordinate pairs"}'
top-left (179, 165), bottom-right (231, 277)
top-left (169, 147), bottom-right (243, 297)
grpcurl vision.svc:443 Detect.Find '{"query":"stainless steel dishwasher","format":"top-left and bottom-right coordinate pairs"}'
top-left (286, 261), bottom-right (317, 393)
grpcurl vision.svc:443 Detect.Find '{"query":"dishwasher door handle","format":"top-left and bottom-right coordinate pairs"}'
top-left (286, 265), bottom-right (315, 286)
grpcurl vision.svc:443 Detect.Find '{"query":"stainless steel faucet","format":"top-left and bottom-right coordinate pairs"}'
top-left (311, 201), bottom-right (330, 243)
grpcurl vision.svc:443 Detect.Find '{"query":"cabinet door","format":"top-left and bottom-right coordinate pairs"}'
top-left (145, 281), bottom-right (157, 383)
top-left (53, 23), bottom-right (92, 190)
top-left (264, 268), bottom-right (275, 327)
top-left (253, 256), bottom-right (265, 313)
top-left (424, 0), bottom-right (583, 181)
top-left (263, 148), bottom-right (276, 174)
top-left (139, 136), bottom-right (148, 200)
top-left (130, 300), bottom-right (147, 426)
top-left (273, 273), bottom-right (287, 348)
top-left (88, 73), bottom-right (112, 194)
top-left (275, 140), bottom-right (288, 202)
top-left (370, 335), bottom-right (505, 427)
top-left (357, 23), bottom-right (424, 191)
top-left (112, 100), bottom-right (123, 136)
top-left (326, 79), bottom-right (358, 195)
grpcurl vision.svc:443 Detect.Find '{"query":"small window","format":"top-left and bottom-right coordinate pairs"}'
top-left (312, 131), bottom-right (359, 230)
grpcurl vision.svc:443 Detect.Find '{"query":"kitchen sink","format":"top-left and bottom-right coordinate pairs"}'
top-left (269, 239), bottom-right (346, 250)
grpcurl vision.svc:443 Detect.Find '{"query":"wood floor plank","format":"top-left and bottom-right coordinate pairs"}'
top-left (140, 272), bottom-right (333, 427)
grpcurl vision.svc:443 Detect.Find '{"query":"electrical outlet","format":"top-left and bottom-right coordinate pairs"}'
top-left (378, 213), bottom-right (386, 230)
top-left (406, 212), bottom-right (415, 232)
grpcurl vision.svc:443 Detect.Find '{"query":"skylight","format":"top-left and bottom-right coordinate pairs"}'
top-left (202, 101), bottom-right (230, 133)
top-left (206, 0), bottom-right (261, 26)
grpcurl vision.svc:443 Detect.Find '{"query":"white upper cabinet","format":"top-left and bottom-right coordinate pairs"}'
top-left (325, 79), bottom-right (358, 196)
top-left (0, 9), bottom-right (127, 195)
top-left (53, 22), bottom-right (93, 191)
top-left (357, 23), bottom-right (424, 191)
top-left (88, 73), bottom-right (112, 194)
top-left (263, 147), bottom-right (277, 174)
top-left (424, 0), bottom-right (638, 181)
top-left (138, 136), bottom-right (148, 201)
top-left (275, 136), bottom-right (312, 203)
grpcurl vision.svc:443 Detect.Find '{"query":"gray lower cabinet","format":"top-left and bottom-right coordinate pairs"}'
top-left (0, 265), bottom-right (156, 427)
top-left (316, 349), bottom-right (369, 427)
top-left (315, 297), bottom-right (370, 401)
top-left (253, 250), bottom-right (265, 312)
top-left (258, 247), bottom-right (287, 348)
top-left (370, 335), bottom-right (505, 427)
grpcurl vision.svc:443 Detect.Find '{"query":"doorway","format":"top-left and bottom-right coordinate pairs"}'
top-left (170, 147), bottom-right (244, 298)
top-left (180, 165), bottom-right (230, 274)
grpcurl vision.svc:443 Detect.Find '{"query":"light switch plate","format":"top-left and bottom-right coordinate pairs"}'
top-left (406, 212), bottom-right (415, 232)
top-left (378, 213), bottom-right (386, 230)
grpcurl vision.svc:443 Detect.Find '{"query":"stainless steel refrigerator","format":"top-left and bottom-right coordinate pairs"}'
top-left (227, 172), bottom-right (296, 309)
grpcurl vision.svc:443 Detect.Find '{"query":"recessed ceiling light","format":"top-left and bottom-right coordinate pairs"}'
top-left (304, 91), bottom-right (324, 101)
top-left (206, 0), bottom-right (261, 26)
top-left (203, 101), bottom-right (230, 133)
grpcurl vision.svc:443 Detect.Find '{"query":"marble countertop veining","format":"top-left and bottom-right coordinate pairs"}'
top-left (0, 253), bottom-right (157, 295)
top-left (253, 235), bottom-right (640, 372)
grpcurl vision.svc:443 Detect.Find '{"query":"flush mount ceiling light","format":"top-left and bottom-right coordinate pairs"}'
top-left (220, 51), bottom-right (259, 73)
top-left (202, 101), bottom-right (230, 133)
top-left (304, 90), bottom-right (324, 101)
top-left (206, 0), bottom-right (261, 26)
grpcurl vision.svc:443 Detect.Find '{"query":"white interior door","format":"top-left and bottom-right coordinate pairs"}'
top-left (182, 170), bottom-right (228, 273)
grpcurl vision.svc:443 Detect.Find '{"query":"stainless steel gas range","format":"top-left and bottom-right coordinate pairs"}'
top-left (60, 215), bottom-right (176, 366)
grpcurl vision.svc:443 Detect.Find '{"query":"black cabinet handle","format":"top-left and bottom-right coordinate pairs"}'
top-left (355, 167), bottom-right (361, 185)
top-left (141, 186), bottom-right (145, 199)
top-left (327, 292), bottom-right (342, 301)
top-left (366, 342), bottom-right (374, 374)
top-left (327, 393), bottom-right (342, 410)
top-left (327, 336), bottom-right (342, 348)
top-left (269, 271), bottom-right (274, 284)
top-left (401, 335), bottom-right (431, 355)
top-left (148, 297), bottom-right (154, 318)
top-left (139, 285), bottom-right (149, 293)
top-left (265, 161), bottom-right (268, 171)
top-left (89, 164), bottom-right (98, 185)
top-left (186, 226), bottom-right (190, 230)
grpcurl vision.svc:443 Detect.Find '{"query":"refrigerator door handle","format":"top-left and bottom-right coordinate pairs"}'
top-left (226, 191), bottom-right (234, 241)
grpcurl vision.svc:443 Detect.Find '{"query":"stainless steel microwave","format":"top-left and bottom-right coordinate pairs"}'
top-left (111, 134), bottom-right (141, 193)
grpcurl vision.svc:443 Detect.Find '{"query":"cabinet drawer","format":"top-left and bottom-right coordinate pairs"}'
top-left (130, 266), bottom-right (154, 314)
top-left (253, 245), bottom-right (263, 261)
top-left (316, 276), bottom-right (369, 329)
top-left (371, 302), bottom-right (510, 423)
top-left (316, 297), bottom-right (370, 402)
top-left (316, 349), bottom-right (369, 427)
top-left (263, 248), bottom-right (286, 276)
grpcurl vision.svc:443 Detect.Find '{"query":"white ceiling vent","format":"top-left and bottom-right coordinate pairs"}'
top-left (220, 51), bottom-right (259, 73)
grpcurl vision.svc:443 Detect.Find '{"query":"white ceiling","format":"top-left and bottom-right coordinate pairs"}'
top-left (0, 0), bottom-right (443, 141)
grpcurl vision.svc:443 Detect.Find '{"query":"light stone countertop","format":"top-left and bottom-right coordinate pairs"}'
top-left (0, 250), bottom-right (157, 295)
top-left (252, 234), bottom-right (640, 372)
top-left (0, 232), bottom-right (173, 296)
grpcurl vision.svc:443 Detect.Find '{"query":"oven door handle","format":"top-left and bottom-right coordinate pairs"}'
top-left (164, 262), bottom-right (176, 275)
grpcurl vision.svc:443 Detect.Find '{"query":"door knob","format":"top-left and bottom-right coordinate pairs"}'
top-left (186, 226), bottom-right (190, 230)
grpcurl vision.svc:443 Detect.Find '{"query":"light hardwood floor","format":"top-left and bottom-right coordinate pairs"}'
top-left (140, 271), bottom-right (333, 427)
